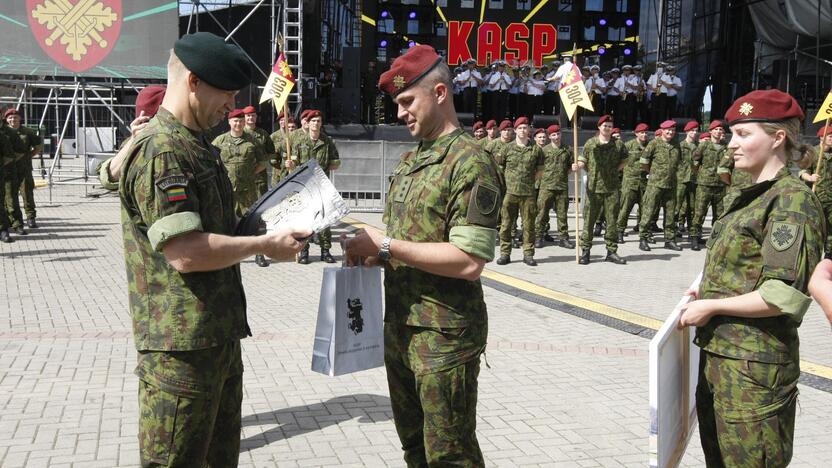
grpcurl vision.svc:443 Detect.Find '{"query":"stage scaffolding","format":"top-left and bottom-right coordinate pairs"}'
top-left (0, 1), bottom-right (299, 201)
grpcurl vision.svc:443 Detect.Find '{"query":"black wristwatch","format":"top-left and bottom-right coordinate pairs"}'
top-left (378, 236), bottom-right (392, 262)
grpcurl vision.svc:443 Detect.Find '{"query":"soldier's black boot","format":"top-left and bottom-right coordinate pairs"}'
top-left (321, 249), bottom-right (336, 263)
top-left (650, 223), bottom-right (662, 233)
top-left (512, 238), bottom-right (521, 249)
top-left (255, 254), bottom-right (270, 267)
top-left (534, 237), bottom-right (544, 249)
top-left (639, 239), bottom-right (651, 251)
top-left (298, 245), bottom-right (310, 264)
top-left (523, 255), bottom-right (537, 266)
top-left (691, 237), bottom-right (701, 251)
top-left (605, 251), bottom-right (627, 265)
top-left (593, 223), bottom-right (603, 236)
top-left (664, 240), bottom-right (683, 251)
top-left (0, 230), bottom-right (13, 243)
top-left (578, 249), bottom-right (590, 265)
top-left (13, 226), bottom-right (27, 235)
top-left (26, 218), bottom-right (37, 229)
top-left (617, 232), bottom-right (624, 244)
top-left (543, 233), bottom-right (555, 242)
top-left (632, 225), bottom-right (639, 233)
top-left (496, 255), bottom-right (510, 265)
top-left (560, 237), bottom-right (575, 249)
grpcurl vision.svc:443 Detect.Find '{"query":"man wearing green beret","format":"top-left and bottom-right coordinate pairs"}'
top-left (118, 32), bottom-right (310, 468)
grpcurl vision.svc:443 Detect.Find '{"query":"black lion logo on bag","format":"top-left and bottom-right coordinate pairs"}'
top-left (347, 298), bottom-right (364, 335)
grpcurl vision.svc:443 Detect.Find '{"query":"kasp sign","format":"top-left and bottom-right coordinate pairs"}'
top-left (447, 21), bottom-right (556, 67)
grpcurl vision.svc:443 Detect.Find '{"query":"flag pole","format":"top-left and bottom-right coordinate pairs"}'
top-left (572, 43), bottom-right (580, 264)
top-left (813, 118), bottom-right (830, 194)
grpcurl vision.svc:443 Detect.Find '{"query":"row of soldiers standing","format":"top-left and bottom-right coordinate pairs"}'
top-left (0, 108), bottom-right (43, 243)
top-left (470, 114), bottom-right (737, 265)
top-left (211, 106), bottom-right (340, 265)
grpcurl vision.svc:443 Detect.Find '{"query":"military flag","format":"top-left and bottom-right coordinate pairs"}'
top-left (813, 90), bottom-right (832, 124)
top-left (260, 53), bottom-right (295, 110)
top-left (556, 61), bottom-right (594, 120)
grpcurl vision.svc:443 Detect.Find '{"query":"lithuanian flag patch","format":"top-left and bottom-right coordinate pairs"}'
top-left (166, 187), bottom-right (187, 202)
top-left (156, 175), bottom-right (189, 203)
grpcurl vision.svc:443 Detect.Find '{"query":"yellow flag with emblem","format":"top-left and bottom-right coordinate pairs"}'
top-left (555, 62), bottom-right (594, 120)
top-left (814, 90), bottom-right (832, 124)
top-left (260, 53), bottom-right (296, 110)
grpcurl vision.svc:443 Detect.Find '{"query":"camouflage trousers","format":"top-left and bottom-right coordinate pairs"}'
top-left (616, 180), bottom-right (645, 233)
top-left (0, 166), bottom-right (9, 230)
top-left (3, 158), bottom-right (24, 228)
top-left (232, 189), bottom-right (258, 219)
top-left (384, 322), bottom-right (486, 468)
top-left (639, 185), bottom-right (676, 241)
top-left (675, 181), bottom-right (696, 230)
top-left (535, 188), bottom-right (569, 238)
top-left (819, 198), bottom-right (832, 254)
top-left (499, 193), bottom-right (536, 256)
top-left (316, 227), bottom-right (332, 250)
top-left (691, 184), bottom-right (725, 238)
top-left (696, 351), bottom-right (799, 468)
top-left (135, 341), bottom-right (244, 468)
top-left (255, 170), bottom-right (268, 197)
top-left (580, 191), bottom-right (620, 253)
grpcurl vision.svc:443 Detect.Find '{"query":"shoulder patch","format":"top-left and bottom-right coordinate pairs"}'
top-left (769, 221), bottom-right (799, 252)
top-left (156, 175), bottom-right (188, 191)
top-left (468, 182), bottom-right (500, 226)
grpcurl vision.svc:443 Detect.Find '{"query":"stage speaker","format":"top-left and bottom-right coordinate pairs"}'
top-left (342, 47), bottom-right (361, 89)
top-left (580, 116), bottom-right (600, 130)
top-left (456, 112), bottom-right (475, 128)
top-left (331, 88), bottom-right (360, 124)
top-left (533, 114), bottom-right (561, 129)
top-left (673, 118), bottom-right (697, 132)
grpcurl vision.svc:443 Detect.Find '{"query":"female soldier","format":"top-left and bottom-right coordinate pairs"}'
top-left (678, 89), bottom-right (824, 467)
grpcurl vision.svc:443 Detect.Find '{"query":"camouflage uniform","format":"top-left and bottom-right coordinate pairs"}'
top-left (119, 108), bottom-right (250, 467)
top-left (2, 125), bottom-right (27, 229)
top-left (578, 136), bottom-right (627, 253)
top-left (718, 149), bottom-right (753, 210)
top-left (690, 140), bottom-right (727, 239)
top-left (694, 166), bottom-right (824, 467)
top-left (676, 139), bottom-right (697, 230)
top-left (268, 128), bottom-right (296, 184)
top-left (212, 132), bottom-right (265, 218)
top-left (244, 126), bottom-right (275, 196)
top-left (0, 129), bottom-right (12, 232)
top-left (535, 143), bottom-right (572, 240)
top-left (384, 128), bottom-right (500, 466)
top-left (294, 134), bottom-right (340, 250)
top-left (616, 138), bottom-right (649, 234)
top-left (497, 140), bottom-right (544, 257)
top-left (638, 137), bottom-right (680, 240)
top-left (800, 145), bottom-right (832, 253)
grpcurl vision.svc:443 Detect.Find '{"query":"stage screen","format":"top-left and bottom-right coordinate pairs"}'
top-left (0, 1), bottom-right (178, 79)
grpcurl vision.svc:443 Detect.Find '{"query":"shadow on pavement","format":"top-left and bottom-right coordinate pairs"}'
top-left (239, 393), bottom-right (392, 451)
top-left (626, 253), bottom-right (682, 262)
top-left (0, 248), bottom-right (97, 259)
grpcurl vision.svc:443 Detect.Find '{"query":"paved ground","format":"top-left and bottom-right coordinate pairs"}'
top-left (2, 185), bottom-right (832, 467)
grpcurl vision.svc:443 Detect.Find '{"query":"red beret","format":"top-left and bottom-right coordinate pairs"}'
top-left (817, 126), bottom-right (831, 138)
top-left (547, 124), bottom-right (560, 133)
top-left (135, 86), bottom-right (166, 118)
top-left (4, 108), bottom-right (19, 119)
top-left (659, 119), bottom-right (676, 130)
top-left (473, 121), bottom-right (484, 130)
top-left (228, 109), bottom-right (245, 119)
top-left (634, 123), bottom-right (650, 133)
top-left (612, 128), bottom-right (621, 134)
top-left (683, 121), bottom-right (699, 132)
top-left (597, 115), bottom-right (612, 126)
top-left (499, 119), bottom-right (513, 131)
top-left (307, 110), bottom-right (323, 120)
top-left (654, 129), bottom-right (662, 136)
top-left (708, 120), bottom-right (724, 131)
top-left (724, 89), bottom-right (804, 125)
top-left (699, 133), bottom-right (711, 141)
top-left (242, 105), bottom-right (256, 114)
top-left (486, 119), bottom-right (497, 129)
top-left (300, 109), bottom-right (312, 120)
top-left (534, 127), bottom-right (546, 136)
top-left (378, 45), bottom-right (444, 96)
top-left (514, 116), bottom-right (529, 128)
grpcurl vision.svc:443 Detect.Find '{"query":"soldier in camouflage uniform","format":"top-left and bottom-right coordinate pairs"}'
top-left (678, 89), bottom-right (823, 468)
top-left (1, 113), bottom-right (28, 235)
top-left (472, 121), bottom-right (486, 143)
top-left (483, 119), bottom-right (514, 160)
top-left (293, 110), bottom-right (340, 264)
top-left (574, 115), bottom-right (628, 265)
top-left (690, 120), bottom-right (727, 251)
top-left (242, 105), bottom-right (275, 197)
top-left (616, 123), bottom-right (650, 241)
top-left (118, 33), bottom-right (309, 468)
top-left (800, 125), bottom-right (832, 256)
top-left (345, 45), bottom-right (501, 467)
top-left (0, 124), bottom-right (13, 242)
top-left (535, 125), bottom-right (574, 248)
top-left (638, 120), bottom-right (682, 252)
top-left (675, 121), bottom-right (698, 237)
top-left (269, 114), bottom-right (298, 185)
top-left (495, 117), bottom-right (544, 266)
top-left (4, 109), bottom-right (43, 229)
top-left (212, 109), bottom-right (267, 218)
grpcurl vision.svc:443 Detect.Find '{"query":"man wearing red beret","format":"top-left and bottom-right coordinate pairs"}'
top-left (269, 113), bottom-right (298, 184)
top-left (638, 119), bottom-right (683, 251)
top-left (344, 45), bottom-right (501, 467)
top-left (495, 116), bottom-right (545, 266)
top-left (472, 121), bottom-right (486, 142)
top-left (485, 119), bottom-right (498, 141)
top-left (0, 112), bottom-right (15, 242)
top-left (485, 119), bottom-right (514, 157)
top-left (213, 109), bottom-right (267, 217)
top-left (535, 124), bottom-right (575, 248)
top-left (4, 109), bottom-right (43, 230)
top-left (243, 106), bottom-right (275, 193)
top-left (573, 115), bottom-right (628, 264)
top-left (690, 120), bottom-right (727, 250)
top-left (616, 123), bottom-right (651, 240)
top-left (675, 121), bottom-right (699, 238)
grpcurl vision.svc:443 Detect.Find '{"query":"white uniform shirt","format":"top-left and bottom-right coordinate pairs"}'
top-left (456, 69), bottom-right (483, 89)
top-left (544, 70), bottom-right (559, 91)
top-left (527, 78), bottom-right (546, 96)
top-left (608, 76), bottom-right (624, 96)
top-left (489, 71), bottom-right (512, 91)
top-left (660, 74), bottom-right (683, 97)
top-left (585, 75), bottom-right (606, 95)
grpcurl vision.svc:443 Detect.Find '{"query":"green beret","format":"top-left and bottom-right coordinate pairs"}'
top-left (174, 32), bottom-right (252, 91)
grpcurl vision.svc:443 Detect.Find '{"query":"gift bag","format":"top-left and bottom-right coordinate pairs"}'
top-left (311, 266), bottom-right (384, 376)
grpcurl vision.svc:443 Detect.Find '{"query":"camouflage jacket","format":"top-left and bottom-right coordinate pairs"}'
top-left (383, 128), bottom-right (501, 328)
top-left (0, 125), bottom-right (27, 162)
top-left (538, 143), bottom-right (572, 191)
top-left (498, 139), bottom-right (544, 196)
top-left (245, 126), bottom-right (276, 160)
top-left (640, 137), bottom-right (680, 190)
top-left (579, 136), bottom-right (627, 194)
top-left (294, 133), bottom-right (339, 170)
top-left (120, 108), bottom-right (249, 351)
top-left (677, 139), bottom-right (697, 184)
top-left (484, 138), bottom-right (511, 163)
top-left (0, 126), bottom-right (13, 167)
top-left (212, 132), bottom-right (263, 195)
top-left (695, 167), bottom-right (824, 363)
top-left (621, 138), bottom-right (648, 187)
top-left (692, 140), bottom-right (725, 187)
top-left (800, 146), bottom-right (832, 202)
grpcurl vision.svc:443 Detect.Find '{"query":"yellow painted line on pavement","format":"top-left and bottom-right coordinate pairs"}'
top-left (800, 360), bottom-right (832, 380)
